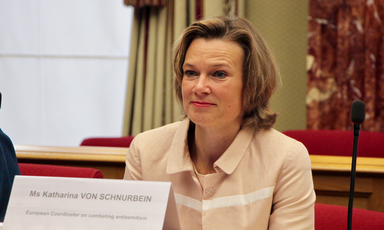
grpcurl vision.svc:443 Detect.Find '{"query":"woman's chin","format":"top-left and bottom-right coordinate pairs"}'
top-left (187, 115), bottom-right (215, 127)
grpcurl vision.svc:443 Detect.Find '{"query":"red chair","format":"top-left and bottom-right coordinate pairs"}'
top-left (19, 163), bottom-right (104, 178)
top-left (80, 136), bottom-right (134, 148)
top-left (315, 203), bottom-right (384, 229)
top-left (283, 130), bottom-right (384, 157)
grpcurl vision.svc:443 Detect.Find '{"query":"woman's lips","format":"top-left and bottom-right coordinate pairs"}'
top-left (191, 101), bottom-right (215, 107)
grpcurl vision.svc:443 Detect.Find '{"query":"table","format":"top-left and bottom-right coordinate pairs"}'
top-left (15, 145), bottom-right (384, 212)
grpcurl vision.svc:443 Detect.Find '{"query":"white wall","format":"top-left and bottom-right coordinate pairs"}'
top-left (0, 0), bottom-right (133, 146)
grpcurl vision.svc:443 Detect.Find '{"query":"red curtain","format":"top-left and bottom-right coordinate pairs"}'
top-left (307, 0), bottom-right (384, 131)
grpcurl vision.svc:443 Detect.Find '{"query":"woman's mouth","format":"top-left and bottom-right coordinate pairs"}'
top-left (191, 101), bottom-right (215, 107)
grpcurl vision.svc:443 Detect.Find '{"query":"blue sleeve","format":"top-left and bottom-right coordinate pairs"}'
top-left (0, 128), bottom-right (20, 222)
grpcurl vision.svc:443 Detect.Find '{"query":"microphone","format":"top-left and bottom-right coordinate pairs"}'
top-left (347, 100), bottom-right (365, 230)
top-left (351, 100), bottom-right (366, 124)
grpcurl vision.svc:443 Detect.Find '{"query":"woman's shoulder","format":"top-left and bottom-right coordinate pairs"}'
top-left (255, 128), bottom-right (296, 142)
top-left (251, 128), bottom-right (312, 180)
top-left (254, 128), bottom-right (308, 155)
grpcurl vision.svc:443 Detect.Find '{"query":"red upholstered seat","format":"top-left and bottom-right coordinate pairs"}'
top-left (80, 136), bottom-right (134, 148)
top-left (282, 130), bottom-right (384, 158)
top-left (19, 163), bottom-right (104, 178)
top-left (315, 203), bottom-right (384, 230)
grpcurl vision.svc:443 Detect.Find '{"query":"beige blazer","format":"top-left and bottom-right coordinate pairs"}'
top-left (124, 118), bottom-right (315, 230)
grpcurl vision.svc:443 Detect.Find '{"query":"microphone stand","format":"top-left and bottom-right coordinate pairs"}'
top-left (347, 123), bottom-right (361, 230)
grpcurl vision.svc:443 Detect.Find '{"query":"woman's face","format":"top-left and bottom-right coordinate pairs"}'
top-left (181, 38), bottom-right (244, 130)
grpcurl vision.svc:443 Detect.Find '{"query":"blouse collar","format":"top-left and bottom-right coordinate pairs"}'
top-left (166, 118), bottom-right (255, 175)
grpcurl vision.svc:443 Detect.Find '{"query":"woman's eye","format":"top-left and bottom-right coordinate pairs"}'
top-left (213, 71), bottom-right (227, 78)
top-left (184, 70), bottom-right (197, 77)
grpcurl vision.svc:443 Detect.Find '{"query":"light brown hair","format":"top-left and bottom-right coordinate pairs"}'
top-left (173, 16), bottom-right (279, 130)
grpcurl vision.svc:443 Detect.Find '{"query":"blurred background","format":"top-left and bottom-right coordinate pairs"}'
top-left (2, 0), bottom-right (382, 146)
top-left (0, 0), bottom-right (134, 146)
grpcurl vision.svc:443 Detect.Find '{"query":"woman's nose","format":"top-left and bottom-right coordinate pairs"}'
top-left (193, 75), bottom-right (211, 94)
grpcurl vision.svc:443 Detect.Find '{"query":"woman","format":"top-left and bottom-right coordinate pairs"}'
top-left (124, 16), bottom-right (315, 229)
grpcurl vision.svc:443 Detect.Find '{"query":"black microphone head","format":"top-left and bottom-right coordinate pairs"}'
top-left (351, 100), bottom-right (365, 124)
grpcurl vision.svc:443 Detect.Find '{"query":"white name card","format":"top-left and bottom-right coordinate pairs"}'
top-left (3, 176), bottom-right (180, 230)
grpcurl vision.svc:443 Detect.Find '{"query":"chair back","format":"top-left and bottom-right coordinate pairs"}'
top-left (315, 203), bottom-right (384, 230)
top-left (80, 136), bottom-right (134, 148)
top-left (19, 163), bottom-right (104, 178)
top-left (283, 130), bottom-right (384, 157)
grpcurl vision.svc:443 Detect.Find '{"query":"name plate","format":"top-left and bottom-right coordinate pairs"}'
top-left (3, 176), bottom-right (180, 230)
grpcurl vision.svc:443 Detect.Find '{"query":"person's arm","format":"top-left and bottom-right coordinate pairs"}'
top-left (123, 136), bottom-right (143, 180)
top-left (0, 129), bottom-right (21, 222)
top-left (269, 141), bottom-right (316, 230)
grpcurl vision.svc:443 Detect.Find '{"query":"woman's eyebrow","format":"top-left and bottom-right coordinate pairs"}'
top-left (211, 63), bottom-right (231, 68)
top-left (183, 63), bottom-right (195, 68)
top-left (183, 62), bottom-right (232, 69)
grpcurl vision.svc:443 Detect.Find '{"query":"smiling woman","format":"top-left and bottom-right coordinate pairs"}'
top-left (124, 16), bottom-right (315, 230)
top-left (182, 39), bottom-right (244, 132)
